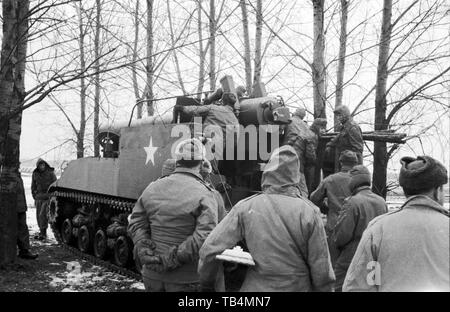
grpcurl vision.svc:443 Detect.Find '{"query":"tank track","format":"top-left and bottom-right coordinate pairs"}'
top-left (49, 190), bottom-right (142, 282)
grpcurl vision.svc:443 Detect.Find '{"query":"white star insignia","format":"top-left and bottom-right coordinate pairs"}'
top-left (144, 136), bottom-right (158, 165)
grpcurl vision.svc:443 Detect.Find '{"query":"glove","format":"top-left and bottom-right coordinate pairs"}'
top-left (134, 239), bottom-right (159, 266)
top-left (146, 246), bottom-right (182, 273)
top-left (159, 246), bottom-right (182, 271)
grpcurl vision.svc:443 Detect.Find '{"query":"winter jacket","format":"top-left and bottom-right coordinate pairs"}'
top-left (198, 145), bottom-right (335, 292)
top-left (183, 104), bottom-right (239, 130)
top-left (282, 116), bottom-right (317, 172)
top-left (31, 159), bottom-right (57, 200)
top-left (331, 186), bottom-right (388, 290)
top-left (128, 167), bottom-right (219, 284)
top-left (310, 171), bottom-right (352, 232)
top-left (328, 118), bottom-right (363, 158)
top-left (343, 195), bottom-right (449, 292)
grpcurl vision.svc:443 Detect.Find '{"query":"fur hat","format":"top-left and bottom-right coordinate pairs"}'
top-left (339, 150), bottom-right (358, 166)
top-left (399, 156), bottom-right (448, 194)
top-left (334, 105), bottom-right (351, 117)
top-left (349, 165), bottom-right (371, 192)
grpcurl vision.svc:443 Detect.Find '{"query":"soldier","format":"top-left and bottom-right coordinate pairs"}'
top-left (282, 108), bottom-right (316, 197)
top-left (325, 106), bottom-right (364, 165)
top-left (198, 145), bottom-right (335, 292)
top-left (127, 138), bottom-right (219, 292)
top-left (310, 150), bottom-right (358, 264)
top-left (31, 158), bottom-right (57, 240)
top-left (17, 174), bottom-right (38, 259)
top-left (306, 118), bottom-right (328, 193)
top-left (331, 165), bottom-right (387, 291)
top-left (343, 156), bottom-right (449, 292)
top-left (174, 92), bottom-right (239, 162)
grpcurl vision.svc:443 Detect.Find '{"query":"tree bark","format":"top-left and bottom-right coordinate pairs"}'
top-left (334, 0), bottom-right (348, 130)
top-left (167, 0), bottom-right (187, 94)
top-left (93, 0), bottom-right (101, 157)
top-left (252, 0), bottom-right (263, 92)
top-left (372, 0), bottom-right (392, 198)
top-left (312, 0), bottom-right (326, 119)
top-left (197, 0), bottom-right (206, 95)
top-left (146, 0), bottom-right (154, 116)
top-left (240, 0), bottom-right (252, 94)
top-left (0, 0), bottom-right (30, 266)
top-left (76, 3), bottom-right (86, 159)
top-left (132, 0), bottom-right (142, 119)
top-left (209, 0), bottom-right (216, 90)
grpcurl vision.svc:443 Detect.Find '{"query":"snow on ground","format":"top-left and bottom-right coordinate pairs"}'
top-left (3, 203), bottom-right (145, 292)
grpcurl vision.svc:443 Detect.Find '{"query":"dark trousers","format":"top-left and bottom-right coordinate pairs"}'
top-left (143, 276), bottom-right (200, 292)
top-left (35, 199), bottom-right (49, 233)
top-left (17, 212), bottom-right (31, 251)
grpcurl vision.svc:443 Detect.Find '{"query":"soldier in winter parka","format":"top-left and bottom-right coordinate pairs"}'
top-left (198, 145), bottom-right (335, 292)
top-left (331, 165), bottom-right (387, 291)
top-left (31, 158), bottom-right (57, 240)
top-left (343, 156), bottom-right (449, 292)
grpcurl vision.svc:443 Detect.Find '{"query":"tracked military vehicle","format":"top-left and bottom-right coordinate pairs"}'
top-left (48, 76), bottom-right (291, 270)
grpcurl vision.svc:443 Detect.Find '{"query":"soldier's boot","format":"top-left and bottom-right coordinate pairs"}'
top-left (18, 249), bottom-right (38, 260)
top-left (35, 229), bottom-right (47, 240)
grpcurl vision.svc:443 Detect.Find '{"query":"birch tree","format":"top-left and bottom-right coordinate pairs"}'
top-left (240, 0), bottom-right (252, 94)
top-left (312, 0), bottom-right (326, 119)
top-left (0, 0), bottom-right (30, 266)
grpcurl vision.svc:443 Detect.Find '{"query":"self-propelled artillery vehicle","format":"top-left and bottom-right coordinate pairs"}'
top-left (48, 76), bottom-right (291, 271)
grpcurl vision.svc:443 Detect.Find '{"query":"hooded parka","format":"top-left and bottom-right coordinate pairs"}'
top-left (198, 145), bottom-right (335, 291)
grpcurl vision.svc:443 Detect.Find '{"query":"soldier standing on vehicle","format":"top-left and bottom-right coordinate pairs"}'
top-left (310, 150), bottom-right (358, 264)
top-left (343, 156), bottom-right (449, 292)
top-left (325, 106), bottom-right (364, 166)
top-left (128, 139), bottom-right (219, 292)
top-left (198, 145), bottom-right (335, 292)
top-left (282, 108), bottom-right (316, 197)
top-left (31, 158), bottom-right (57, 240)
top-left (331, 165), bottom-right (387, 291)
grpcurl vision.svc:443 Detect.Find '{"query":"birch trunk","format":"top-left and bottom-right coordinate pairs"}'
top-left (0, 0), bottom-right (30, 266)
top-left (146, 0), bottom-right (154, 116)
top-left (209, 0), bottom-right (216, 90)
top-left (252, 0), bottom-right (263, 92)
top-left (312, 0), bottom-right (326, 119)
top-left (197, 0), bottom-right (206, 95)
top-left (76, 3), bottom-right (86, 158)
top-left (132, 1), bottom-right (143, 119)
top-left (240, 0), bottom-right (252, 94)
top-left (372, 0), bottom-right (393, 198)
top-left (93, 0), bottom-right (101, 157)
top-left (334, 0), bottom-right (348, 130)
